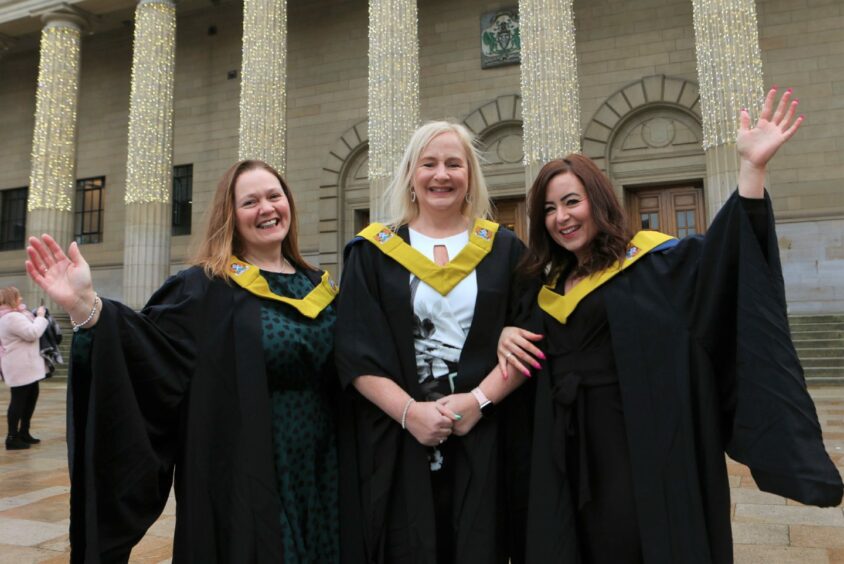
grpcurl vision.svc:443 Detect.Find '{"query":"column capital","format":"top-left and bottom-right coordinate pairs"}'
top-left (30, 2), bottom-right (91, 32)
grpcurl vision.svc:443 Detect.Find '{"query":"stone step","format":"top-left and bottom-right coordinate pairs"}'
top-left (793, 347), bottom-right (844, 358)
top-left (793, 339), bottom-right (844, 349)
top-left (789, 315), bottom-right (844, 325)
top-left (790, 322), bottom-right (844, 332)
top-left (789, 329), bottom-right (844, 340)
top-left (804, 366), bottom-right (844, 378)
top-left (801, 357), bottom-right (844, 368)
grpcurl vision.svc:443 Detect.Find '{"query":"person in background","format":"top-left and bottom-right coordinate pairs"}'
top-left (0, 286), bottom-right (48, 450)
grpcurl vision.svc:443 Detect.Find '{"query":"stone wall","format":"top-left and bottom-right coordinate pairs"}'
top-left (0, 0), bottom-right (841, 310)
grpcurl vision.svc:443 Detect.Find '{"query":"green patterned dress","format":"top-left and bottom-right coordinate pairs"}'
top-left (260, 269), bottom-right (339, 563)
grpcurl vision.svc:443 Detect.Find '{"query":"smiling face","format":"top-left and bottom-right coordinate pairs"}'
top-left (412, 131), bottom-right (470, 220)
top-left (233, 167), bottom-right (291, 257)
top-left (543, 171), bottom-right (597, 265)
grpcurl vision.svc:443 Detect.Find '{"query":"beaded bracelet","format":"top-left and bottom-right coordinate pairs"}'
top-left (71, 293), bottom-right (99, 333)
top-left (400, 397), bottom-right (415, 430)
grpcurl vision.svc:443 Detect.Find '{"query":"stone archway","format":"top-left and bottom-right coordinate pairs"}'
top-left (582, 75), bottom-right (702, 173)
top-left (582, 75), bottom-right (707, 226)
top-left (462, 94), bottom-right (526, 199)
top-left (317, 119), bottom-right (368, 273)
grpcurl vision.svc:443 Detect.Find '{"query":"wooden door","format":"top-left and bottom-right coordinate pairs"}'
top-left (493, 197), bottom-right (527, 242)
top-left (625, 184), bottom-right (705, 238)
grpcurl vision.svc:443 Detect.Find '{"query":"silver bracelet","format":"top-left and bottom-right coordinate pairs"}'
top-left (71, 293), bottom-right (99, 333)
top-left (401, 397), bottom-right (415, 430)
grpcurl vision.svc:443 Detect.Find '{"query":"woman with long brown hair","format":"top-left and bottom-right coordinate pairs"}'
top-left (27, 160), bottom-right (344, 563)
top-left (499, 88), bottom-right (843, 563)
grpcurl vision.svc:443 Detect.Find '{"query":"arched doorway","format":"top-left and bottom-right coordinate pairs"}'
top-left (583, 75), bottom-right (707, 237)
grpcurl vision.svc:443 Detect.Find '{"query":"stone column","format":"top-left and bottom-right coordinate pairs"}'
top-left (692, 0), bottom-right (764, 218)
top-left (519, 0), bottom-right (581, 188)
top-left (239, 0), bottom-right (287, 174)
top-left (368, 0), bottom-right (419, 223)
top-left (26, 6), bottom-right (88, 306)
top-left (123, 0), bottom-right (177, 309)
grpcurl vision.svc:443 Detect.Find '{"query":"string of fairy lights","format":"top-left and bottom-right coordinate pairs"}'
top-left (28, 22), bottom-right (81, 213)
top-left (520, 0), bottom-right (582, 166)
top-left (239, 0), bottom-right (287, 175)
top-left (125, 0), bottom-right (176, 205)
top-left (692, 0), bottom-right (764, 150)
top-left (367, 0), bottom-right (420, 183)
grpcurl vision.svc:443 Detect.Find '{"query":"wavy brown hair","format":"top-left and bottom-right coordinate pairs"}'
top-left (192, 160), bottom-right (314, 280)
top-left (519, 155), bottom-right (632, 284)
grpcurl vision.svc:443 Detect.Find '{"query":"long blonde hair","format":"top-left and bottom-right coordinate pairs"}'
top-left (192, 160), bottom-right (314, 279)
top-left (383, 121), bottom-right (492, 228)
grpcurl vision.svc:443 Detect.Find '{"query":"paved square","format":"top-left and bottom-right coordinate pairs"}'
top-left (1, 381), bottom-right (842, 563)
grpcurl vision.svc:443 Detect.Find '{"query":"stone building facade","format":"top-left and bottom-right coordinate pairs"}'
top-left (0, 0), bottom-right (841, 313)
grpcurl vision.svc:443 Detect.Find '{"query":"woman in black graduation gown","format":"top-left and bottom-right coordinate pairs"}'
top-left (334, 121), bottom-right (533, 563)
top-left (499, 87), bottom-right (844, 563)
top-left (26, 160), bottom-right (344, 563)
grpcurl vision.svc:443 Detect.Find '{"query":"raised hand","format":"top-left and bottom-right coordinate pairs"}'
top-left (737, 87), bottom-right (803, 198)
top-left (26, 235), bottom-right (95, 317)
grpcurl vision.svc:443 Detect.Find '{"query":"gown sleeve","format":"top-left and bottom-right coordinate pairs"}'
top-left (334, 241), bottom-right (404, 388)
top-left (665, 190), bottom-right (843, 506)
top-left (68, 269), bottom-right (207, 563)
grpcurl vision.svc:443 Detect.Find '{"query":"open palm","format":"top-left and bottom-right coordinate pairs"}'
top-left (737, 87), bottom-right (803, 168)
top-left (26, 235), bottom-right (94, 313)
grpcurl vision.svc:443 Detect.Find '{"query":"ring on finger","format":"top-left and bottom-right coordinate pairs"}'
top-left (505, 351), bottom-right (513, 363)
top-left (439, 438), bottom-right (445, 444)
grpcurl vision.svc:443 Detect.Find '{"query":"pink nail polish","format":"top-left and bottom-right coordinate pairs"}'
top-left (532, 361), bottom-right (541, 369)
top-left (538, 351), bottom-right (546, 360)
top-left (522, 368), bottom-right (531, 377)
top-left (793, 99), bottom-right (799, 103)
top-left (786, 88), bottom-right (793, 94)
top-left (771, 85), bottom-right (778, 90)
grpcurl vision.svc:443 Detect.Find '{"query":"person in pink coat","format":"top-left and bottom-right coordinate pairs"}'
top-left (0, 286), bottom-right (48, 450)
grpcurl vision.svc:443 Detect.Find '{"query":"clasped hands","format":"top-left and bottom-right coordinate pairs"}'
top-left (404, 393), bottom-right (483, 447)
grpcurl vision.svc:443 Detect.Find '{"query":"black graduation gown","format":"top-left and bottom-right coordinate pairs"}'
top-left (67, 266), bottom-right (344, 564)
top-left (334, 225), bottom-right (531, 564)
top-left (525, 192), bottom-right (844, 564)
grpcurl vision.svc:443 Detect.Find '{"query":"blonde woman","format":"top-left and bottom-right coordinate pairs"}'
top-left (335, 121), bottom-right (533, 564)
top-left (27, 161), bottom-right (344, 563)
top-left (0, 286), bottom-right (48, 450)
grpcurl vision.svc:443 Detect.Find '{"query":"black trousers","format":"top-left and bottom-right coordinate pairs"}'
top-left (7, 381), bottom-right (39, 435)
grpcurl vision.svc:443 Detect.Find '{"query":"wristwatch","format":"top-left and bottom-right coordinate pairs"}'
top-left (471, 387), bottom-right (494, 417)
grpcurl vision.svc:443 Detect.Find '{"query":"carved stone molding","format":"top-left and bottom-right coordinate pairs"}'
top-left (582, 75), bottom-right (702, 172)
